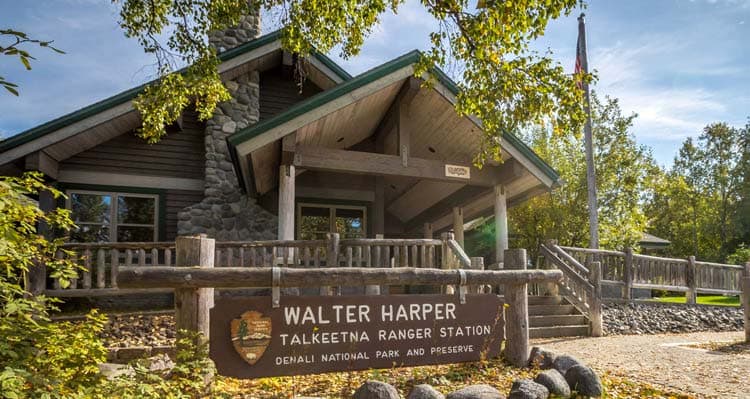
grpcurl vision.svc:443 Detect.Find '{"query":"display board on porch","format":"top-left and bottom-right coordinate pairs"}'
top-left (116, 235), bottom-right (565, 378)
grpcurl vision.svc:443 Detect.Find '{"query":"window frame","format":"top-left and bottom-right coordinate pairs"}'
top-left (296, 202), bottom-right (367, 239)
top-left (65, 189), bottom-right (160, 242)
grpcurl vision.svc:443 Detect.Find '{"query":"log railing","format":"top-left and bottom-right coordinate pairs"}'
top-left (42, 234), bottom-right (475, 296)
top-left (47, 242), bottom-right (176, 296)
top-left (214, 239), bottom-right (330, 267)
top-left (118, 234), bottom-right (563, 366)
top-left (559, 246), bottom-right (625, 284)
top-left (339, 238), bottom-right (443, 268)
top-left (539, 242), bottom-right (602, 336)
top-left (694, 260), bottom-right (744, 295)
top-left (554, 245), bottom-right (745, 301)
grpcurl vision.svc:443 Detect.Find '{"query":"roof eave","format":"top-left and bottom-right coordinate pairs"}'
top-left (0, 29), bottom-right (351, 160)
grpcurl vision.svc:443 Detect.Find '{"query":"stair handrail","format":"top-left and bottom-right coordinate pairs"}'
top-left (447, 239), bottom-right (472, 268)
top-left (539, 243), bottom-right (602, 336)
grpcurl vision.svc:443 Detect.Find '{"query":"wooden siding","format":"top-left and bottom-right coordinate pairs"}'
top-left (60, 110), bottom-right (206, 180)
top-left (165, 189), bottom-right (204, 240)
top-left (260, 66), bottom-right (322, 121)
top-left (250, 66), bottom-right (322, 195)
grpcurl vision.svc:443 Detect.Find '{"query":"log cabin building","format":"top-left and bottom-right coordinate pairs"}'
top-left (0, 9), bottom-right (561, 270)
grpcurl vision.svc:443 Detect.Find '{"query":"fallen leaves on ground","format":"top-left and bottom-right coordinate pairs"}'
top-left (688, 340), bottom-right (750, 354)
top-left (213, 358), bottom-right (695, 398)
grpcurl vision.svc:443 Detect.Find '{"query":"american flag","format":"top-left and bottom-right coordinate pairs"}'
top-left (575, 14), bottom-right (587, 90)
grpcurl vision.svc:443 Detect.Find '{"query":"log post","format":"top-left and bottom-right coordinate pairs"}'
top-left (423, 223), bottom-right (433, 239)
top-left (541, 239), bottom-right (559, 296)
top-left (470, 257), bottom-right (485, 293)
top-left (28, 189), bottom-right (57, 294)
top-left (452, 208), bottom-right (464, 247)
top-left (743, 263), bottom-right (750, 343)
top-left (373, 177), bottom-right (385, 236)
top-left (494, 184), bottom-right (508, 267)
top-left (441, 232), bottom-right (454, 294)
top-left (589, 261), bottom-right (603, 337)
top-left (504, 248), bottom-right (529, 367)
top-left (321, 233), bottom-right (339, 295)
top-left (278, 164), bottom-right (295, 241)
top-left (623, 247), bottom-right (633, 301)
top-left (175, 235), bottom-right (215, 342)
top-left (686, 256), bottom-right (697, 305)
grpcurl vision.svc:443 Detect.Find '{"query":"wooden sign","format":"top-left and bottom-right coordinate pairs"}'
top-left (210, 294), bottom-right (505, 378)
top-left (445, 164), bottom-right (471, 179)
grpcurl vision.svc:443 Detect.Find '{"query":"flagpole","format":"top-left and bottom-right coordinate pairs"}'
top-left (578, 13), bottom-right (599, 249)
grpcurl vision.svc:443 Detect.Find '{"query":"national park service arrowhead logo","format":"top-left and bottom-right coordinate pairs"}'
top-left (231, 310), bottom-right (272, 365)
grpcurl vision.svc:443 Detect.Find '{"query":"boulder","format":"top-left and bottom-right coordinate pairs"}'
top-left (565, 365), bottom-right (602, 397)
top-left (408, 384), bottom-right (445, 399)
top-left (354, 381), bottom-right (401, 399)
top-left (528, 346), bottom-right (556, 369)
top-left (98, 363), bottom-right (134, 380)
top-left (552, 354), bottom-right (583, 375)
top-left (507, 379), bottom-right (549, 399)
top-left (534, 369), bottom-right (570, 398)
top-left (446, 384), bottom-right (505, 399)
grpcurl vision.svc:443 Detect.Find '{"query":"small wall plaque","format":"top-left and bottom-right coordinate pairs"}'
top-left (445, 164), bottom-right (471, 179)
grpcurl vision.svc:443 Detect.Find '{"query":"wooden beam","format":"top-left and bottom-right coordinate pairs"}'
top-left (373, 77), bottom-right (422, 150)
top-left (398, 100), bottom-right (409, 167)
top-left (495, 184), bottom-right (508, 265)
top-left (278, 164), bottom-right (295, 240)
top-left (118, 266), bottom-right (563, 289)
top-left (409, 183), bottom-right (549, 234)
top-left (293, 145), bottom-right (502, 186)
top-left (452, 207), bottom-right (464, 247)
top-left (387, 180), bottom-right (464, 222)
top-left (407, 185), bottom-right (489, 232)
top-left (423, 223), bottom-right (433, 239)
top-left (25, 151), bottom-right (58, 179)
top-left (373, 176), bottom-right (385, 236)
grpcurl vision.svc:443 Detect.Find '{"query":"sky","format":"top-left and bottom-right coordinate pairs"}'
top-left (1, 0), bottom-right (748, 167)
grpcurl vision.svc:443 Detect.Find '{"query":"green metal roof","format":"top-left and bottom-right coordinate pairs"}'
top-left (228, 50), bottom-right (562, 186)
top-left (0, 30), bottom-right (351, 155)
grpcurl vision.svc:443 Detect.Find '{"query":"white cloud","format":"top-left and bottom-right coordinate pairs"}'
top-left (590, 36), bottom-right (743, 145)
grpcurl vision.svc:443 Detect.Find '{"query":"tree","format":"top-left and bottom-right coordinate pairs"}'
top-left (0, 29), bottom-right (64, 95)
top-left (733, 120), bottom-right (750, 247)
top-left (506, 93), bottom-right (656, 258)
top-left (0, 172), bottom-right (108, 397)
top-left (115, 0), bottom-right (589, 164)
top-left (647, 122), bottom-right (747, 261)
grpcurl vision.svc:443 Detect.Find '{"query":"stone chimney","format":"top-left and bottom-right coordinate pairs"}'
top-left (208, 2), bottom-right (261, 53)
top-left (177, 5), bottom-right (276, 242)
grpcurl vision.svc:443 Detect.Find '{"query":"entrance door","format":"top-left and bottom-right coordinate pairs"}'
top-left (297, 203), bottom-right (367, 239)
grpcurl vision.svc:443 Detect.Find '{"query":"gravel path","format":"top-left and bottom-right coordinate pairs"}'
top-left (533, 331), bottom-right (749, 398)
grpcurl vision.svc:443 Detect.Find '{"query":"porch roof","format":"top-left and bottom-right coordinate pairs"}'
top-left (227, 50), bottom-right (562, 233)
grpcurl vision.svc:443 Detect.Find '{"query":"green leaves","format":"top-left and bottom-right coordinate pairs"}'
top-left (646, 122), bottom-right (749, 262)
top-left (1, 29), bottom-right (65, 96)
top-left (117, 0), bottom-right (588, 160)
top-left (508, 93), bottom-right (656, 255)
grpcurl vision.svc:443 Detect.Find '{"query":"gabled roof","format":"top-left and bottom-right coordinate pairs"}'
top-left (228, 50), bottom-right (561, 190)
top-left (0, 30), bottom-right (350, 161)
top-left (640, 232), bottom-right (671, 247)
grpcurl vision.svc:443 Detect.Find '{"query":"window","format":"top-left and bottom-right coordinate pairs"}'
top-left (67, 190), bottom-right (158, 242)
top-left (297, 203), bottom-right (366, 240)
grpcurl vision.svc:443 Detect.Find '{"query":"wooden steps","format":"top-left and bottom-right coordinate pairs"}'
top-left (527, 296), bottom-right (590, 338)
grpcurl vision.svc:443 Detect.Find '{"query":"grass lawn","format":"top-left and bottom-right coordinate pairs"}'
top-left (215, 358), bottom-right (695, 398)
top-left (650, 295), bottom-right (740, 306)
